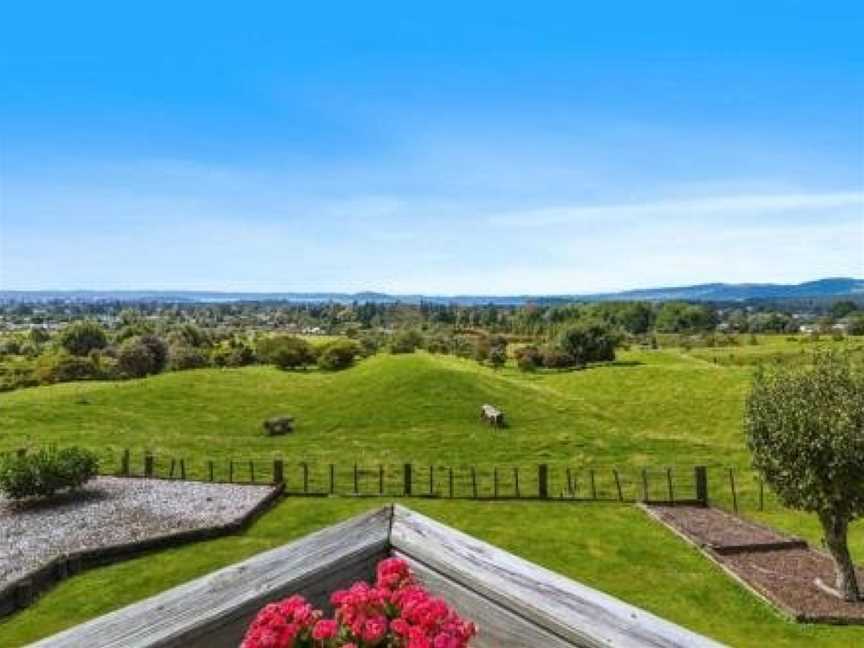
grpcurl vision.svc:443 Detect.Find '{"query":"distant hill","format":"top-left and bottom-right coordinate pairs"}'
top-left (1, 278), bottom-right (862, 305)
top-left (576, 277), bottom-right (864, 302)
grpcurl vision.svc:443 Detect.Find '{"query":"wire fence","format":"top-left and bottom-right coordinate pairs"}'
top-left (2, 447), bottom-right (789, 514)
top-left (97, 450), bottom-right (786, 508)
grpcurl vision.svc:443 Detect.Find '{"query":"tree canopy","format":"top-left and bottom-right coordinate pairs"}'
top-left (746, 352), bottom-right (864, 600)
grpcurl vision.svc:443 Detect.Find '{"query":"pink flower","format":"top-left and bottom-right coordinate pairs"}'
top-left (361, 615), bottom-right (388, 644)
top-left (312, 619), bottom-right (338, 640)
top-left (243, 558), bottom-right (476, 648)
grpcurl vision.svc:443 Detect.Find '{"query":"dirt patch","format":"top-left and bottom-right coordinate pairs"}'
top-left (645, 504), bottom-right (864, 623)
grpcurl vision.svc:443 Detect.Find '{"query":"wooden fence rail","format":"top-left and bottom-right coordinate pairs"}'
top-left (8, 447), bottom-right (777, 513)
top-left (99, 450), bottom-right (730, 505)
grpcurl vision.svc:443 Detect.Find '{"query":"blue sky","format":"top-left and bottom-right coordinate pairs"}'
top-left (1, 1), bottom-right (862, 294)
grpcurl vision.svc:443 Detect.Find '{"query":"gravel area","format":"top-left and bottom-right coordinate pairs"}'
top-left (648, 504), bottom-right (803, 549)
top-left (646, 504), bottom-right (864, 623)
top-left (0, 477), bottom-right (277, 590)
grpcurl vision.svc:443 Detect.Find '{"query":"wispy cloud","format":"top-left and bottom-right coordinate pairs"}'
top-left (488, 192), bottom-right (864, 227)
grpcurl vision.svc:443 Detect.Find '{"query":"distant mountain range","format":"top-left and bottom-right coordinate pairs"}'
top-left (1, 278), bottom-right (862, 306)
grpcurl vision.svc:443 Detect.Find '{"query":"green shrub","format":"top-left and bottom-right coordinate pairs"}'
top-left (515, 345), bottom-right (542, 371)
top-left (58, 321), bottom-right (108, 356)
top-left (317, 339), bottom-right (361, 370)
top-left (117, 337), bottom-right (157, 378)
top-left (556, 321), bottom-right (617, 364)
top-left (169, 344), bottom-right (210, 371)
top-left (0, 447), bottom-right (99, 499)
top-left (256, 335), bottom-right (317, 369)
top-left (389, 330), bottom-right (424, 354)
top-left (33, 352), bottom-right (102, 384)
top-left (356, 333), bottom-right (382, 357)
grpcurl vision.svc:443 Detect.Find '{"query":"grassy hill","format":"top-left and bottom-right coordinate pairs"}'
top-left (2, 338), bottom-right (863, 646)
top-left (0, 348), bottom-right (750, 468)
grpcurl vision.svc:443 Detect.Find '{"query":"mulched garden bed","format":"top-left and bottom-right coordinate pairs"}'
top-left (0, 477), bottom-right (280, 616)
top-left (644, 504), bottom-right (864, 624)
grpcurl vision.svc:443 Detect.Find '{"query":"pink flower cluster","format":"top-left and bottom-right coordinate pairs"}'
top-left (241, 558), bottom-right (477, 648)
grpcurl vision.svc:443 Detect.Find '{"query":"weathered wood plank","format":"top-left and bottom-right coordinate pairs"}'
top-left (30, 506), bottom-right (392, 648)
top-left (394, 551), bottom-right (573, 648)
top-left (390, 505), bottom-right (724, 648)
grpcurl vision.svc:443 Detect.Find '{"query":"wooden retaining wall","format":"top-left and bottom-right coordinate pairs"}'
top-left (31, 505), bottom-right (724, 648)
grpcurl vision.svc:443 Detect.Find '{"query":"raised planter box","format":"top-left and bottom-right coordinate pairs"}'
top-left (30, 505), bottom-right (723, 648)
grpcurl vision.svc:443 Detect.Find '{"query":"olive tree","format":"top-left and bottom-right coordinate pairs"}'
top-left (745, 352), bottom-right (864, 601)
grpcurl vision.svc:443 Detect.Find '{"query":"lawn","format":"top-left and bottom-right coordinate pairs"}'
top-left (1, 497), bottom-right (861, 648)
top-left (1, 338), bottom-right (862, 645)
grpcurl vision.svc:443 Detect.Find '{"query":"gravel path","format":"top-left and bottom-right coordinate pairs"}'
top-left (0, 477), bottom-right (276, 590)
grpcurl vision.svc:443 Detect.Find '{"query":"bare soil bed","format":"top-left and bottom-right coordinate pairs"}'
top-left (0, 477), bottom-right (277, 592)
top-left (646, 504), bottom-right (864, 623)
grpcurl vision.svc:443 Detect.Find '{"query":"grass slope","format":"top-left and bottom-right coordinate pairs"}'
top-left (0, 498), bottom-right (860, 648)
top-left (0, 349), bottom-right (750, 469)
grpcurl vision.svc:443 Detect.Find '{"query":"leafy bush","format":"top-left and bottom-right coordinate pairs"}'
top-left (169, 344), bottom-right (210, 371)
top-left (389, 329), bottom-right (424, 354)
top-left (356, 332), bottom-right (382, 357)
top-left (117, 336), bottom-right (161, 378)
top-left (514, 345), bottom-right (542, 371)
top-left (556, 321), bottom-right (617, 364)
top-left (0, 447), bottom-right (99, 499)
top-left (139, 334), bottom-right (169, 373)
top-left (212, 338), bottom-right (257, 367)
top-left (317, 339), bottom-right (361, 370)
top-left (256, 335), bottom-right (317, 369)
top-left (58, 320), bottom-right (108, 356)
top-left (424, 335), bottom-right (451, 355)
top-left (541, 346), bottom-right (576, 369)
top-left (33, 352), bottom-right (102, 384)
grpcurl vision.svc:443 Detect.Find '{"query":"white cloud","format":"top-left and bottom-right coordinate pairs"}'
top-left (488, 192), bottom-right (864, 227)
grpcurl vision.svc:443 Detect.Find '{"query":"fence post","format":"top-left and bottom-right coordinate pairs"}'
top-left (169, 459), bottom-right (176, 479)
top-left (121, 449), bottom-right (130, 477)
top-left (538, 464), bottom-right (549, 499)
top-left (208, 460), bottom-right (215, 482)
top-left (429, 466), bottom-right (435, 496)
top-left (641, 468), bottom-right (650, 502)
top-left (229, 460), bottom-right (234, 483)
top-left (180, 459), bottom-right (186, 480)
top-left (471, 467), bottom-right (478, 499)
top-left (303, 462), bottom-right (309, 493)
top-left (566, 468), bottom-right (574, 497)
top-left (729, 468), bottom-right (738, 514)
top-left (249, 461), bottom-right (255, 484)
top-left (695, 466), bottom-right (708, 506)
top-left (449, 467), bottom-right (454, 498)
top-left (403, 463), bottom-right (413, 496)
top-left (613, 469), bottom-right (623, 502)
top-left (273, 459), bottom-right (284, 485)
top-left (329, 464), bottom-right (335, 495)
top-left (759, 478), bottom-right (764, 511)
top-left (666, 468), bottom-right (675, 504)
top-left (590, 469), bottom-right (597, 500)
top-left (353, 464), bottom-right (359, 495)
top-left (379, 465), bottom-right (384, 496)
top-left (514, 467), bottom-right (520, 498)
top-left (144, 454), bottom-right (154, 478)
top-left (493, 467), bottom-right (499, 498)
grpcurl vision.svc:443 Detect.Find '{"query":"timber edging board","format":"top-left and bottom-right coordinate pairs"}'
top-left (30, 505), bottom-right (724, 648)
top-left (0, 482), bottom-right (284, 619)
